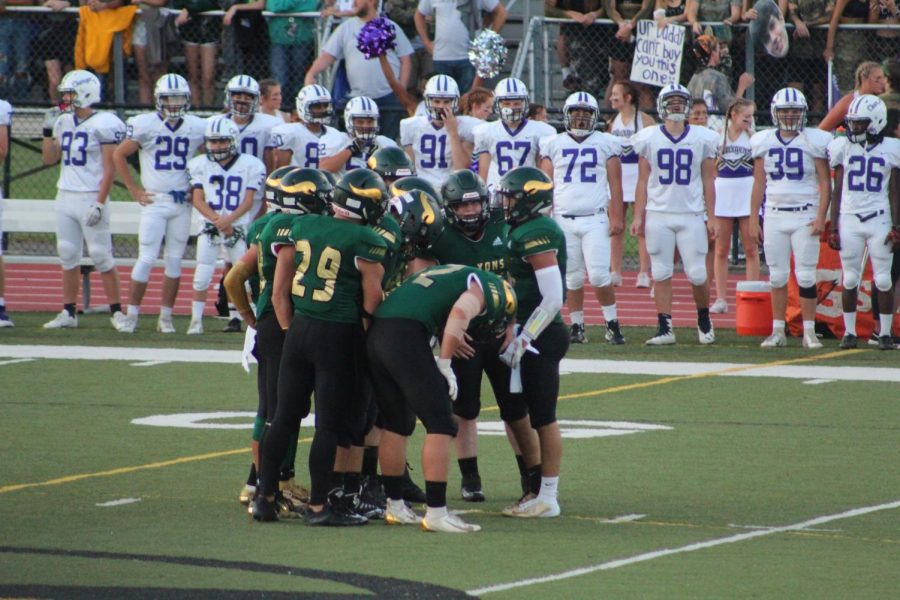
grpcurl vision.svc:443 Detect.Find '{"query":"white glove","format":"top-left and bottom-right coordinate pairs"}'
top-left (435, 357), bottom-right (458, 401)
top-left (84, 202), bottom-right (104, 227)
top-left (241, 325), bottom-right (257, 373)
top-left (499, 334), bottom-right (529, 369)
top-left (43, 107), bottom-right (62, 132)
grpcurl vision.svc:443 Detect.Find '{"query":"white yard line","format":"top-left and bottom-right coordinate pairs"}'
top-left (0, 358), bottom-right (34, 367)
top-left (468, 499), bottom-right (900, 596)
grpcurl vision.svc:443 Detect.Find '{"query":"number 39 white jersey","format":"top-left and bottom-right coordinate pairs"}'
top-left (400, 115), bottom-right (480, 189)
top-left (829, 136), bottom-right (900, 214)
top-left (187, 153), bottom-right (266, 226)
top-left (474, 118), bottom-right (557, 188)
top-left (53, 111), bottom-right (126, 193)
top-left (750, 128), bottom-right (832, 206)
top-left (632, 124), bottom-right (718, 213)
top-left (126, 113), bottom-right (206, 193)
top-left (539, 131), bottom-right (623, 214)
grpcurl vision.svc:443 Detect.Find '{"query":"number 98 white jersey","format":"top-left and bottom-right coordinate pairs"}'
top-left (53, 111), bottom-right (126, 193)
top-left (829, 136), bottom-right (900, 214)
top-left (187, 153), bottom-right (266, 226)
top-left (632, 124), bottom-right (718, 213)
top-left (539, 131), bottom-right (623, 214)
top-left (126, 113), bottom-right (206, 193)
top-left (474, 118), bottom-right (557, 188)
top-left (750, 128), bottom-right (832, 206)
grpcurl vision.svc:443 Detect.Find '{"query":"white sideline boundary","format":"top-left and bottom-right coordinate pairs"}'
top-left (467, 499), bottom-right (900, 596)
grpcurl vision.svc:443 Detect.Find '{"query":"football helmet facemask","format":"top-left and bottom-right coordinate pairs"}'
top-left (225, 75), bottom-right (260, 118)
top-left (344, 96), bottom-right (380, 145)
top-left (154, 73), bottom-right (191, 122)
top-left (493, 78), bottom-right (529, 125)
top-left (279, 167), bottom-right (334, 215)
top-left (389, 190), bottom-right (445, 258)
top-left (441, 169), bottom-right (489, 235)
top-left (657, 83), bottom-right (692, 123)
top-left (423, 74), bottom-right (460, 122)
top-left (205, 117), bottom-right (240, 162)
top-left (563, 91), bottom-right (599, 137)
top-left (771, 87), bottom-right (808, 132)
top-left (295, 84), bottom-right (334, 125)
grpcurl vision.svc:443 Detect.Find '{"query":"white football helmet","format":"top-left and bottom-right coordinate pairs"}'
top-left (58, 70), bottom-right (102, 112)
top-left (295, 84), bottom-right (333, 125)
top-left (846, 94), bottom-right (887, 143)
top-left (493, 78), bottom-right (529, 124)
top-left (154, 73), bottom-right (191, 122)
top-left (563, 91), bottom-right (599, 137)
top-left (225, 74), bottom-right (260, 118)
top-left (423, 74), bottom-right (460, 121)
top-left (205, 117), bottom-right (240, 162)
top-left (344, 96), bottom-right (380, 144)
top-left (770, 87), bottom-right (808, 132)
top-left (657, 83), bottom-right (692, 122)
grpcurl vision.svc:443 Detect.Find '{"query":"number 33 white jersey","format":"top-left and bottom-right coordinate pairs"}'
top-left (474, 118), bottom-right (557, 188)
top-left (750, 128), bottom-right (832, 206)
top-left (126, 113), bottom-right (206, 193)
top-left (187, 153), bottom-right (266, 226)
top-left (53, 111), bottom-right (126, 193)
top-left (828, 136), bottom-right (900, 214)
top-left (632, 124), bottom-right (718, 213)
top-left (539, 131), bottom-right (623, 214)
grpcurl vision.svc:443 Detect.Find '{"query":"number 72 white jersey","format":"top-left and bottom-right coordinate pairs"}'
top-left (539, 131), bottom-right (623, 212)
top-left (187, 153), bottom-right (266, 226)
top-left (474, 119), bottom-right (557, 188)
top-left (829, 136), bottom-right (900, 214)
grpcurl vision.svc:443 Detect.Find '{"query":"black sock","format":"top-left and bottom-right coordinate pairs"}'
top-left (382, 475), bottom-right (403, 501)
top-left (515, 454), bottom-right (527, 480)
top-left (424, 480), bottom-right (447, 508)
top-left (458, 456), bottom-right (479, 478)
top-left (658, 313), bottom-right (672, 332)
top-left (697, 308), bottom-right (711, 333)
top-left (343, 472), bottom-right (361, 494)
top-left (362, 446), bottom-right (379, 477)
top-left (247, 463), bottom-right (257, 487)
top-left (527, 464), bottom-right (542, 495)
top-left (64, 303), bottom-right (76, 318)
top-left (109, 303), bottom-right (122, 315)
top-left (307, 430), bottom-right (338, 506)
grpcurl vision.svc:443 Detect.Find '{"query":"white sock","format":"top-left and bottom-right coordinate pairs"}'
top-left (127, 305), bottom-right (139, 318)
top-left (537, 476), bottom-right (559, 502)
top-left (0, 296), bottom-right (5, 307)
top-left (229, 303), bottom-right (241, 321)
top-left (880, 314), bottom-right (893, 338)
top-left (425, 505), bottom-right (448, 520)
top-left (570, 310), bottom-right (584, 326)
top-left (602, 304), bottom-right (617, 323)
top-left (160, 306), bottom-right (173, 319)
top-left (803, 320), bottom-right (815, 335)
top-left (192, 301), bottom-right (205, 321)
top-left (842, 312), bottom-right (857, 336)
top-left (773, 319), bottom-right (785, 333)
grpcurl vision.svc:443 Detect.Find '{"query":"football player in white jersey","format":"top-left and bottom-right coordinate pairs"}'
top-left (540, 91), bottom-right (627, 345)
top-left (319, 96), bottom-right (398, 175)
top-left (40, 70), bottom-right (129, 331)
top-left (400, 74), bottom-right (479, 190)
top-left (828, 95), bottom-right (900, 350)
top-left (474, 78), bottom-right (557, 191)
top-left (749, 88), bottom-right (832, 349)
top-left (272, 85), bottom-right (340, 170)
top-left (631, 83), bottom-right (719, 346)
top-left (113, 74), bottom-right (206, 333)
top-left (187, 117), bottom-right (267, 335)
top-left (0, 97), bottom-right (11, 327)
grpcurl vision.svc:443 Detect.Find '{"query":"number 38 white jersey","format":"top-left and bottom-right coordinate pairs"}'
top-left (400, 115), bottom-right (480, 189)
top-left (187, 153), bottom-right (266, 226)
top-left (53, 111), bottom-right (126, 193)
top-left (474, 118), bottom-right (557, 188)
top-left (126, 113), bottom-right (206, 193)
top-left (632, 124), bottom-right (718, 213)
top-left (829, 136), bottom-right (900, 214)
top-left (750, 128), bottom-right (832, 206)
top-left (539, 131), bottom-right (623, 215)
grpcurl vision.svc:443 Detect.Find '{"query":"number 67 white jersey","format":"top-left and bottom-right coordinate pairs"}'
top-left (829, 136), bottom-right (900, 214)
top-left (126, 113), bottom-right (206, 193)
top-left (474, 118), bottom-right (557, 188)
top-left (187, 153), bottom-right (266, 227)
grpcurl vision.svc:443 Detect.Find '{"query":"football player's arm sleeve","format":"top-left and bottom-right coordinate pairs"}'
top-left (273, 244), bottom-right (296, 330)
top-left (223, 248), bottom-right (258, 325)
top-left (521, 255), bottom-right (563, 342)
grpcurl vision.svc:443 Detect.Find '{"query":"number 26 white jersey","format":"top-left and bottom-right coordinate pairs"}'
top-left (187, 153), bottom-right (266, 226)
top-left (474, 119), bottom-right (557, 188)
top-left (829, 136), bottom-right (900, 214)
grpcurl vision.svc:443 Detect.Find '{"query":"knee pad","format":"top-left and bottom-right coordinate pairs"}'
top-left (131, 256), bottom-right (155, 284)
top-left (875, 272), bottom-right (893, 292)
top-left (164, 255), bottom-right (183, 279)
top-left (587, 270), bottom-right (611, 289)
top-left (842, 269), bottom-right (861, 291)
top-left (57, 239), bottom-right (80, 270)
top-left (798, 284), bottom-right (817, 299)
top-left (651, 261), bottom-right (674, 283)
top-left (89, 246), bottom-right (114, 272)
top-left (796, 270), bottom-right (817, 290)
top-left (769, 267), bottom-right (789, 289)
top-left (565, 269), bottom-right (585, 291)
top-left (193, 263), bottom-right (215, 292)
top-left (686, 263), bottom-right (707, 287)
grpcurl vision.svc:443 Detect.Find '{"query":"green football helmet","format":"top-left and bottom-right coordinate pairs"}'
top-left (320, 169), bottom-right (338, 187)
top-left (389, 176), bottom-right (440, 204)
top-left (389, 189), bottom-right (445, 258)
top-left (279, 168), bottom-right (333, 215)
top-left (496, 166), bottom-right (554, 226)
top-left (264, 166), bottom-right (297, 210)
top-left (367, 146), bottom-right (415, 183)
top-left (332, 168), bottom-right (389, 225)
top-left (440, 169), bottom-right (489, 235)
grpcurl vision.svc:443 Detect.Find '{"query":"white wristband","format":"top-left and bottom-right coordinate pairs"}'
top-left (653, 9), bottom-right (666, 18)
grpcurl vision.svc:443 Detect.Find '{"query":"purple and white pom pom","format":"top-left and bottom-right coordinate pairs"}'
top-left (356, 16), bottom-right (397, 60)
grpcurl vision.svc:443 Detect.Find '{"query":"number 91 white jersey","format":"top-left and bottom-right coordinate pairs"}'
top-left (539, 131), bottom-right (623, 214)
top-left (632, 124), bottom-right (718, 213)
top-left (187, 153), bottom-right (266, 226)
top-left (474, 119), bottom-right (557, 188)
top-left (750, 128), bottom-right (831, 206)
top-left (400, 115), bottom-right (480, 189)
top-left (126, 113), bottom-right (206, 193)
top-left (829, 136), bottom-right (900, 214)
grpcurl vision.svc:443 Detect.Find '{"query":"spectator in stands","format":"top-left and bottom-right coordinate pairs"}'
top-left (39, 0), bottom-right (79, 105)
top-left (224, 0), bottom-right (270, 82)
top-left (880, 58), bottom-right (900, 111)
top-left (784, 0), bottom-right (832, 116)
top-left (173, 0), bottom-right (222, 107)
top-left (818, 61), bottom-right (886, 130)
top-left (545, 0), bottom-right (607, 96)
top-left (266, 0), bottom-right (317, 109)
top-left (0, 0), bottom-right (37, 100)
top-left (75, 0), bottom-right (139, 95)
top-left (0, 96), bottom-right (11, 327)
top-left (259, 78), bottom-right (290, 121)
top-left (461, 86), bottom-right (493, 119)
top-left (131, 0), bottom-right (172, 106)
top-left (305, 0), bottom-right (414, 140)
top-left (415, 0), bottom-right (507, 95)
top-left (871, 0), bottom-right (900, 68)
top-left (604, 0), bottom-right (655, 107)
top-left (688, 34), bottom-right (754, 129)
top-left (688, 95), bottom-right (709, 125)
top-left (528, 102), bottom-right (548, 121)
top-left (686, 0), bottom-right (741, 42)
top-left (824, 0), bottom-right (873, 94)
top-left (384, 0), bottom-right (432, 96)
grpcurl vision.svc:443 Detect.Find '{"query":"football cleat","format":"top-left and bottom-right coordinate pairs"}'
top-left (636, 272), bottom-right (651, 288)
top-left (802, 331), bottom-right (823, 349)
top-left (569, 323), bottom-right (588, 344)
top-left (0, 308), bottom-right (14, 328)
top-left (645, 329), bottom-right (676, 346)
top-left (760, 331), bottom-right (787, 348)
top-left (43, 310), bottom-right (78, 329)
top-left (421, 511), bottom-right (482, 533)
top-left (361, 476), bottom-right (386, 510)
top-left (839, 333), bottom-right (858, 349)
top-left (878, 334), bottom-right (896, 350)
top-left (710, 298), bottom-right (728, 314)
top-left (157, 315), bottom-right (176, 333)
top-left (251, 495), bottom-right (279, 522)
top-left (223, 317), bottom-right (242, 333)
top-left (239, 484), bottom-right (256, 506)
top-left (385, 501), bottom-right (422, 525)
top-left (868, 332), bottom-right (881, 346)
top-left (605, 320), bottom-right (626, 345)
top-left (348, 491), bottom-right (385, 520)
top-left (460, 473), bottom-right (485, 502)
top-left (280, 478), bottom-right (310, 503)
top-left (502, 496), bottom-right (560, 518)
top-left (115, 313), bottom-right (137, 333)
top-left (697, 324), bottom-right (715, 345)
top-left (305, 495), bottom-right (368, 527)
top-left (187, 318), bottom-right (203, 335)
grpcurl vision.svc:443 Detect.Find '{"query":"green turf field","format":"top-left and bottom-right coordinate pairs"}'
top-left (1, 314), bottom-right (898, 598)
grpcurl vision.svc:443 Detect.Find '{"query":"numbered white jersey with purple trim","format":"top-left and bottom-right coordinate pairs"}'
top-left (53, 111), bottom-right (126, 193)
top-left (187, 153), bottom-right (266, 225)
top-left (218, 112), bottom-right (281, 163)
top-left (319, 130), bottom-right (398, 175)
top-left (539, 131), bottom-right (622, 213)
top-left (829, 136), bottom-right (900, 214)
top-left (750, 128), bottom-right (831, 206)
top-left (126, 112), bottom-right (205, 193)
top-left (474, 118), bottom-right (557, 188)
top-left (271, 122), bottom-right (340, 168)
top-left (632, 124), bottom-right (718, 213)
top-left (400, 115), bottom-right (480, 189)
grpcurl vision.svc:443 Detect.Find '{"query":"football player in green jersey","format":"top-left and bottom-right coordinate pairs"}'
top-left (367, 145), bottom-right (416, 188)
top-left (389, 175), bottom-right (440, 202)
top-left (413, 169), bottom-right (540, 504)
top-left (253, 168), bottom-right (388, 526)
top-left (496, 166), bottom-right (569, 519)
top-left (225, 168), bottom-right (331, 513)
